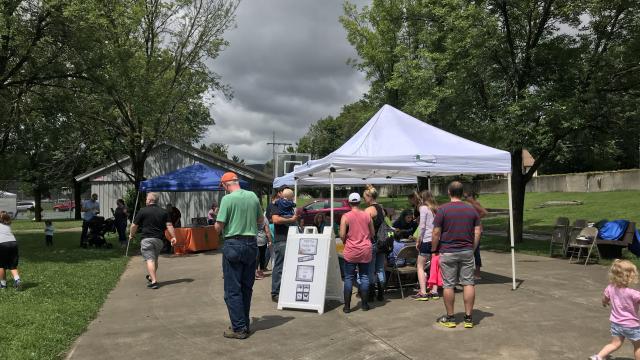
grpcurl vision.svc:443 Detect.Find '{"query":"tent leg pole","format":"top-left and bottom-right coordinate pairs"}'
top-left (507, 173), bottom-right (516, 290)
top-left (294, 180), bottom-right (298, 204)
top-left (126, 190), bottom-right (140, 257)
top-left (428, 177), bottom-right (431, 191)
top-left (330, 173), bottom-right (334, 236)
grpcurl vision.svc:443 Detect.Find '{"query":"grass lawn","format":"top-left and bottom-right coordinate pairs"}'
top-left (0, 230), bottom-right (128, 360)
top-left (479, 191), bottom-right (640, 233)
top-left (11, 219), bottom-right (83, 232)
top-left (379, 190), bottom-right (640, 234)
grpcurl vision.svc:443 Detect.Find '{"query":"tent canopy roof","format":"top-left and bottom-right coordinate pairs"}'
top-left (293, 105), bottom-right (511, 179)
top-left (139, 163), bottom-right (248, 192)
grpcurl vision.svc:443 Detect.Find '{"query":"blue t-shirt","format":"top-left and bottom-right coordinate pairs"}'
top-left (274, 198), bottom-right (296, 217)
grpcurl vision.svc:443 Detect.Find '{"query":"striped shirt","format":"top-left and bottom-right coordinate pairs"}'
top-left (433, 201), bottom-right (480, 253)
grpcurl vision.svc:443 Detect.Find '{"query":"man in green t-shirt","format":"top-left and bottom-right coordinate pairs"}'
top-left (215, 172), bottom-right (263, 339)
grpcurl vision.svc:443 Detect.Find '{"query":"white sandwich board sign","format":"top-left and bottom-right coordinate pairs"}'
top-left (277, 226), bottom-right (343, 314)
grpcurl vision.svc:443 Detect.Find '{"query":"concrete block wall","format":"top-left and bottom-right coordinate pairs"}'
top-left (473, 169), bottom-right (640, 194)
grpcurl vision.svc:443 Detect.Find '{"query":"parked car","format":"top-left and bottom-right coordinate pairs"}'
top-left (296, 199), bottom-right (351, 226)
top-left (53, 200), bottom-right (76, 212)
top-left (16, 201), bottom-right (35, 213)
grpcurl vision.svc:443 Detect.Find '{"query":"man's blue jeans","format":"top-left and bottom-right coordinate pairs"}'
top-left (222, 237), bottom-right (257, 332)
top-left (271, 241), bottom-right (287, 296)
top-left (344, 261), bottom-right (370, 293)
top-left (368, 247), bottom-right (386, 287)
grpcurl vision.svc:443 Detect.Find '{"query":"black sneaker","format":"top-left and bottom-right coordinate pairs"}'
top-left (437, 315), bottom-right (456, 328)
top-left (223, 329), bottom-right (249, 339)
top-left (464, 314), bottom-right (474, 328)
top-left (147, 282), bottom-right (159, 289)
top-left (13, 279), bottom-right (22, 291)
top-left (271, 295), bottom-right (279, 302)
top-left (0, 283), bottom-right (6, 289)
top-left (145, 275), bottom-right (152, 283)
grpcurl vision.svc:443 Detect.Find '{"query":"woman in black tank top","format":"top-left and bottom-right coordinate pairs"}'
top-left (363, 185), bottom-right (386, 301)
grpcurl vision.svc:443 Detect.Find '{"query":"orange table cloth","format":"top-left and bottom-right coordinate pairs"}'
top-left (166, 226), bottom-right (219, 254)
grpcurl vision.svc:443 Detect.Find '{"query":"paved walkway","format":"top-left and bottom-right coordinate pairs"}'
top-left (66, 249), bottom-right (630, 360)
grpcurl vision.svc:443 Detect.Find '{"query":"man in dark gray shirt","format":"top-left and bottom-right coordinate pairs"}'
top-left (129, 192), bottom-right (177, 289)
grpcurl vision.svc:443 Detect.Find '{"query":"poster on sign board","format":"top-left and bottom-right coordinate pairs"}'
top-left (298, 238), bottom-right (318, 255)
top-left (295, 265), bottom-right (314, 282)
top-left (277, 226), bottom-right (343, 314)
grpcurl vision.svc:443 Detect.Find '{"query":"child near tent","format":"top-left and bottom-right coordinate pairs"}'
top-left (0, 211), bottom-right (22, 290)
top-left (275, 188), bottom-right (296, 218)
top-left (590, 260), bottom-right (640, 360)
top-left (44, 220), bottom-right (54, 246)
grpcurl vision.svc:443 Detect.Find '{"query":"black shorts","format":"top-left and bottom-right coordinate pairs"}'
top-left (419, 241), bottom-right (432, 256)
top-left (0, 241), bottom-right (19, 269)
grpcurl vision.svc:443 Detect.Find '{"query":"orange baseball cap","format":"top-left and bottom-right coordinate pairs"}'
top-left (220, 172), bottom-right (238, 185)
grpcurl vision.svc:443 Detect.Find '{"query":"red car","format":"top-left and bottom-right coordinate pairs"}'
top-left (53, 200), bottom-right (76, 212)
top-left (296, 199), bottom-right (351, 226)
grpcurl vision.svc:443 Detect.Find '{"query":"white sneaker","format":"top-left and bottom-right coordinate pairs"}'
top-left (588, 355), bottom-right (601, 360)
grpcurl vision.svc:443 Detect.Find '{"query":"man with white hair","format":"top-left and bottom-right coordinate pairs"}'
top-left (215, 172), bottom-right (263, 339)
top-left (129, 192), bottom-right (177, 289)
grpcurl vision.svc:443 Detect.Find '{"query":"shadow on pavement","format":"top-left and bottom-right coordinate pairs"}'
top-left (477, 271), bottom-right (524, 289)
top-left (161, 278), bottom-right (194, 286)
top-left (250, 315), bottom-right (294, 332)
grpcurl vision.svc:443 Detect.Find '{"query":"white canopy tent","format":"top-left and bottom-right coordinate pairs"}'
top-left (290, 104), bottom-right (517, 289)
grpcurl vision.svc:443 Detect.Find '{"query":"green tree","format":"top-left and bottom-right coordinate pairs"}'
top-left (0, 1), bottom-right (79, 154)
top-left (66, 0), bottom-right (239, 190)
top-left (231, 155), bottom-right (245, 164)
top-left (201, 143), bottom-right (230, 158)
top-left (341, 0), bottom-right (640, 242)
top-left (297, 100), bottom-right (377, 158)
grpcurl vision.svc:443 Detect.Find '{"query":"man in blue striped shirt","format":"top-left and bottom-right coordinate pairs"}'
top-left (432, 181), bottom-right (481, 329)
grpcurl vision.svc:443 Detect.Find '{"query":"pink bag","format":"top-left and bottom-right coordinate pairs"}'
top-left (428, 253), bottom-right (443, 289)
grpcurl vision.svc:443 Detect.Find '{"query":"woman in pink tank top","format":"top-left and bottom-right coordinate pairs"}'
top-left (339, 193), bottom-right (374, 313)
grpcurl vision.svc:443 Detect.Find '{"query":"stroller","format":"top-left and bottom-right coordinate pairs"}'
top-left (86, 216), bottom-right (116, 248)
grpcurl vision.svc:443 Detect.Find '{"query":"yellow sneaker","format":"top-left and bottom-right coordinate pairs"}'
top-left (437, 315), bottom-right (456, 328)
top-left (463, 315), bottom-right (474, 328)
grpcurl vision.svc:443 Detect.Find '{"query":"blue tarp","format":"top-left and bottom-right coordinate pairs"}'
top-left (598, 220), bottom-right (629, 241)
top-left (139, 163), bottom-right (248, 192)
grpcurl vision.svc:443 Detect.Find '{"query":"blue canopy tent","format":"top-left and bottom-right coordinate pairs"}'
top-left (139, 163), bottom-right (248, 192)
top-left (126, 163), bottom-right (248, 256)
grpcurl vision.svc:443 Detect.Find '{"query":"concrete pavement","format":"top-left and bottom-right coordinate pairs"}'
top-left (65, 249), bottom-right (630, 360)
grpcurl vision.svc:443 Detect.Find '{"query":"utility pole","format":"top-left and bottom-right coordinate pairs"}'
top-left (267, 131), bottom-right (291, 178)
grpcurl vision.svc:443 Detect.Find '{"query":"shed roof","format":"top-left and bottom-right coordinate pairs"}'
top-left (75, 142), bottom-right (272, 184)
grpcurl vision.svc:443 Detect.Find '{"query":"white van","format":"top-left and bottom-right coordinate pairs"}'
top-left (0, 191), bottom-right (17, 218)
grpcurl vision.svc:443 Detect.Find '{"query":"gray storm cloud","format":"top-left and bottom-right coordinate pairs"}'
top-left (203, 0), bottom-right (370, 164)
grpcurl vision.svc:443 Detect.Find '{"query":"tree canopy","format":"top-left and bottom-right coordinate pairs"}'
top-left (296, 0), bottom-right (640, 241)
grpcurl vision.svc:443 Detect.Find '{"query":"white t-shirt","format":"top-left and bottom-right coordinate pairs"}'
top-left (0, 223), bottom-right (17, 244)
top-left (82, 200), bottom-right (100, 221)
top-left (418, 205), bottom-right (435, 243)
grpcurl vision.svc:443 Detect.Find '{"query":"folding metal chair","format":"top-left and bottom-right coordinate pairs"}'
top-left (568, 227), bottom-right (600, 266)
top-left (385, 246), bottom-right (418, 299)
top-left (566, 219), bottom-right (589, 258)
top-left (549, 217), bottom-right (570, 257)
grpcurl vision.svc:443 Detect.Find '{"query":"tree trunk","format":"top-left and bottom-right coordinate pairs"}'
top-left (132, 156), bottom-right (146, 192)
top-left (33, 187), bottom-right (42, 222)
top-left (510, 150), bottom-right (526, 243)
top-left (73, 180), bottom-right (82, 220)
top-left (417, 176), bottom-right (429, 191)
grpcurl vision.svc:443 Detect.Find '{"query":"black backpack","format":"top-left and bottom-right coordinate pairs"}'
top-left (373, 204), bottom-right (395, 252)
